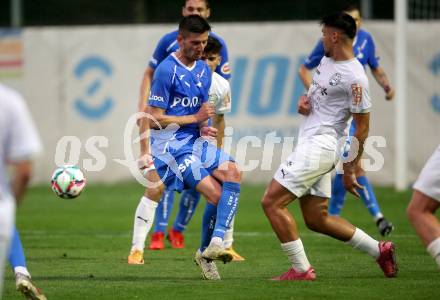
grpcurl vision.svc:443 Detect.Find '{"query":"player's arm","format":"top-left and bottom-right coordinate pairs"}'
top-left (343, 112), bottom-right (370, 197)
top-left (138, 66), bottom-right (155, 113)
top-left (148, 104), bottom-right (215, 128)
top-left (10, 160), bottom-right (33, 204)
top-left (371, 66), bottom-right (395, 100)
top-left (298, 65), bottom-right (313, 91)
top-left (298, 41), bottom-right (324, 90)
top-left (212, 114), bottom-right (225, 147)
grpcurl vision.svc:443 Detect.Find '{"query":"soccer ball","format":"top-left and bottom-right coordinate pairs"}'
top-left (50, 165), bottom-right (86, 199)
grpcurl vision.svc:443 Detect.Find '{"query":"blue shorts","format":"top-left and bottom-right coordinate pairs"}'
top-left (153, 140), bottom-right (233, 192)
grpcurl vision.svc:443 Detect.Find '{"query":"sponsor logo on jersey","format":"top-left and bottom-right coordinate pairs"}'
top-left (149, 94), bottom-right (164, 102)
top-left (221, 62), bottom-right (231, 75)
top-left (178, 155), bottom-right (196, 173)
top-left (351, 83), bottom-right (363, 105)
top-left (170, 96), bottom-right (200, 108)
top-left (329, 73), bottom-right (342, 86)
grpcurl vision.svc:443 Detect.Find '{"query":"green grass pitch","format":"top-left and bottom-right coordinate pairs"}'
top-left (3, 183), bottom-right (440, 299)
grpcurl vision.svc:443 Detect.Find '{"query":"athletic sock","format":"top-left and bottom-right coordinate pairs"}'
top-left (212, 182), bottom-right (240, 240)
top-left (172, 189), bottom-right (201, 232)
top-left (200, 203), bottom-right (217, 252)
top-left (223, 217), bottom-right (235, 249)
top-left (346, 228), bottom-right (380, 259)
top-left (427, 237), bottom-right (440, 268)
top-left (281, 239), bottom-right (311, 272)
top-left (152, 189), bottom-right (175, 233)
top-left (356, 176), bottom-right (382, 218)
top-left (131, 196), bottom-right (158, 252)
top-left (8, 228), bottom-right (27, 270)
top-left (329, 174), bottom-right (346, 215)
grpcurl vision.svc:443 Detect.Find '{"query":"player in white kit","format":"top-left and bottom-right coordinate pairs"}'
top-left (0, 83), bottom-right (43, 297)
top-left (261, 12), bottom-right (397, 280)
top-left (407, 144), bottom-right (440, 269)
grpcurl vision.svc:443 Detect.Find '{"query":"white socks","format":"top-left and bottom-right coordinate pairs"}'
top-left (0, 196), bottom-right (15, 296)
top-left (14, 266), bottom-right (31, 278)
top-left (223, 217), bottom-right (235, 249)
top-left (281, 239), bottom-right (311, 272)
top-left (427, 237), bottom-right (440, 268)
top-left (346, 228), bottom-right (380, 259)
top-left (131, 196), bottom-right (158, 252)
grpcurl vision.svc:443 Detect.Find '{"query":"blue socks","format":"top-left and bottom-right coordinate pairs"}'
top-left (329, 174), bottom-right (382, 219)
top-left (329, 173), bottom-right (346, 215)
top-left (356, 175), bottom-right (381, 218)
top-left (152, 188), bottom-right (175, 233)
top-left (213, 182), bottom-right (240, 240)
top-left (8, 227), bottom-right (26, 269)
top-left (200, 202), bottom-right (217, 251)
top-left (173, 189), bottom-right (201, 232)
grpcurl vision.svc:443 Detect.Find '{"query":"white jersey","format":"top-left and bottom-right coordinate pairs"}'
top-left (209, 72), bottom-right (231, 115)
top-left (0, 83), bottom-right (42, 198)
top-left (300, 56), bottom-right (372, 143)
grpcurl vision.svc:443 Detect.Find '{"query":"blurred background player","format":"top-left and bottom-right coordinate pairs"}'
top-left (129, 0), bottom-right (244, 264)
top-left (262, 12), bottom-right (397, 280)
top-left (407, 144), bottom-right (440, 269)
top-left (0, 83), bottom-right (46, 299)
top-left (147, 15), bottom-right (241, 280)
top-left (298, 3), bottom-right (395, 236)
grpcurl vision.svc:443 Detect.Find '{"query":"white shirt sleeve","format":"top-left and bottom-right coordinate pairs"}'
top-left (347, 75), bottom-right (372, 114)
top-left (209, 73), bottom-right (232, 115)
top-left (5, 93), bottom-right (42, 162)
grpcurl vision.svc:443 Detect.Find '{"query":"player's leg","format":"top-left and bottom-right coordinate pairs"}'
top-left (328, 173), bottom-right (347, 215)
top-left (149, 188), bottom-right (175, 250)
top-left (169, 188), bottom-right (201, 248)
top-left (0, 195), bottom-right (15, 296)
top-left (128, 169), bottom-right (164, 264)
top-left (222, 217), bottom-right (245, 261)
top-left (200, 161), bottom-right (241, 261)
top-left (355, 165), bottom-right (394, 236)
top-left (9, 228), bottom-right (46, 300)
top-left (299, 194), bottom-right (397, 277)
top-left (261, 179), bottom-right (315, 280)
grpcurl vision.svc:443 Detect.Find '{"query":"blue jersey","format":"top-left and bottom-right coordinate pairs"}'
top-left (303, 28), bottom-right (379, 70)
top-left (148, 30), bottom-right (231, 80)
top-left (149, 54), bottom-right (212, 149)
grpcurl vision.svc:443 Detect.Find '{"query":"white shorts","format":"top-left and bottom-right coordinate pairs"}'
top-left (274, 136), bottom-right (337, 198)
top-left (413, 145), bottom-right (440, 202)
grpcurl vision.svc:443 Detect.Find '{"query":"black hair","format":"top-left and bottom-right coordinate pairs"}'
top-left (183, 0), bottom-right (210, 9)
top-left (178, 15), bottom-right (211, 36)
top-left (320, 12), bottom-right (357, 39)
top-left (204, 36), bottom-right (222, 55)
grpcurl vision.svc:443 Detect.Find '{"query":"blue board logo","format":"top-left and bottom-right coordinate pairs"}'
top-left (429, 52), bottom-right (440, 114)
top-left (73, 56), bottom-right (114, 119)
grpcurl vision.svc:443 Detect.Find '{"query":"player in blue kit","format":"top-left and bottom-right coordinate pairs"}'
top-left (148, 15), bottom-right (241, 280)
top-left (129, 0), bottom-right (244, 264)
top-left (298, 3), bottom-right (395, 236)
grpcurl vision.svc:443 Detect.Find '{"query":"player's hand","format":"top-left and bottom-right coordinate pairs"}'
top-left (384, 85), bottom-right (395, 101)
top-left (138, 153), bottom-right (154, 177)
top-left (297, 95), bottom-right (311, 115)
top-left (200, 126), bottom-right (218, 139)
top-left (196, 103), bottom-right (215, 122)
top-left (342, 167), bottom-right (363, 197)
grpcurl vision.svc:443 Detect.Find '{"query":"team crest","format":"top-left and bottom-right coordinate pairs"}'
top-left (329, 73), bottom-right (342, 86)
top-left (351, 83), bottom-right (363, 105)
top-left (221, 62), bottom-right (231, 75)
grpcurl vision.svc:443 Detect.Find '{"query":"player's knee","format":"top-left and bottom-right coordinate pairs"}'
top-left (205, 188), bottom-right (222, 205)
top-left (303, 213), bottom-right (326, 232)
top-left (145, 184), bottom-right (164, 202)
top-left (261, 191), bottom-right (276, 213)
top-left (406, 200), bottom-right (421, 223)
top-left (222, 162), bottom-right (242, 182)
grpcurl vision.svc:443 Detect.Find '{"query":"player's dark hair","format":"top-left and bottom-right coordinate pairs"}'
top-left (178, 15), bottom-right (211, 37)
top-left (184, 0), bottom-right (210, 9)
top-left (204, 36), bottom-right (222, 55)
top-left (320, 12), bottom-right (357, 39)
